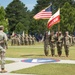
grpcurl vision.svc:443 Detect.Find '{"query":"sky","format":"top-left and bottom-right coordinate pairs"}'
top-left (0, 0), bottom-right (37, 11)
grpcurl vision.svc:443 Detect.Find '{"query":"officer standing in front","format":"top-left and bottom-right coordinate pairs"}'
top-left (32, 35), bottom-right (35, 45)
top-left (63, 31), bottom-right (72, 57)
top-left (44, 31), bottom-right (50, 56)
top-left (0, 25), bottom-right (8, 73)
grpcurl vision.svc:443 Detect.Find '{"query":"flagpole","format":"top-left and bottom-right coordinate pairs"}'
top-left (58, 8), bottom-right (60, 41)
top-left (58, 24), bottom-right (60, 41)
top-left (58, 24), bottom-right (60, 32)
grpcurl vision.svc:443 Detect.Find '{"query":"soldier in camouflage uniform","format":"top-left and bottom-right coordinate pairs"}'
top-left (21, 35), bottom-right (25, 45)
top-left (11, 32), bottom-right (15, 46)
top-left (44, 31), bottom-right (49, 56)
top-left (0, 26), bottom-right (8, 73)
top-left (32, 35), bottom-right (35, 45)
top-left (56, 32), bottom-right (63, 57)
top-left (25, 34), bottom-right (29, 45)
top-left (63, 31), bottom-right (72, 57)
top-left (28, 35), bottom-right (32, 45)
top-left (15, 34), bottom-right (21, 45)
top-left (49, 31), bottom-right (56, 57)
top-left (20, 31), bottom-right (25, 45)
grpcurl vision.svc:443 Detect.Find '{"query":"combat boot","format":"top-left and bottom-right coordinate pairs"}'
top-left (0, 68), bottom-right (7, 73)
top-left (66, 55), bottom-right (68, 57)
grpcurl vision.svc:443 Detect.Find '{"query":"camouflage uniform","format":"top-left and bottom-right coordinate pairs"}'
top-left (63, 31), bottom-right (72, 57)
top-left (28, 35), bottom-right (32, 45)
top-left (21, 35), bottom-right (25, 45)
top-left (18, 34), bottom-right (21, 45)
top-left (56, 32), bottom-right (63, 57)
top-left (15, 34), bottom-right (21, 45)
top-left (44, 31), bottom-right (49, 56)
top-left (0, 26), bottom-right (8, 73)
top-left (21, 31), bottom-right (25, 45)
top-left (11, 35), bottom-right (15, 46)
top-left (32, 35), bottom-right (35, 45)
top-left (49, 31), bottom-right (56, 56)
top-left (25, 34), bottom-right (29, 45)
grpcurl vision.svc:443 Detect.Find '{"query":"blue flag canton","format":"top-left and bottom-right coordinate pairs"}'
top-left (45, 5), bottom-right (52, 12)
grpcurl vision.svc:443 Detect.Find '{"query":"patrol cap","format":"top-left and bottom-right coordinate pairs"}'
top-left (59, 31), bottom-right (61, 33)
top-left (0, 25), bottom-right (4, 30)
top-left (65, 31), bottom-right (69, 33)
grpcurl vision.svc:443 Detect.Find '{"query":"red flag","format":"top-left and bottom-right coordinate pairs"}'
top-left (33, 4), bottom-right (52, 19)
top-left (47, 9), bottom-right (60, 29)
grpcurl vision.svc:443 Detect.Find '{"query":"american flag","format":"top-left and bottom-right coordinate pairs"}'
top-left (33, 4), bottom-right (52, 19)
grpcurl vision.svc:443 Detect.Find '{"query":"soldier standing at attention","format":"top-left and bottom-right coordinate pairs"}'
top-left (32, 35), bottom-right (35, 45)
top-left (25, 34), bottom-right (29, 45)
top-left (56, 32), bottom-right (63, 57)
top-left (0, 25), bottom-right (8, 73)
top-left (28, 35), bottom-right (32, 45)
top-left (63, 31), bottom-right (72, 57)
top-left (49, 31), bottom-right (56, 57)
top-left (11, 32), bottom-right (15, 46)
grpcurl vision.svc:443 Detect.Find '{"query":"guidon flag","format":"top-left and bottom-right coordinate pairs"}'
top-left (47, 9), bottom-right (60, 29)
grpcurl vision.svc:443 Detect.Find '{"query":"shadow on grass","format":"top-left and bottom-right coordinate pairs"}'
top-left (21, 54), bottom-right (66, 57)
top-left (21, 54), bottom-right (45, 57)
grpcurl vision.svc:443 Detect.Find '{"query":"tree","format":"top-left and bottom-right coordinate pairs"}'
top-left (15, 22), bottom-right (25, 33)
top-left (31, 0), bottom-right (51, 35)
top-left (60, 2), bottom-right (75, 33)
top-left (31, 0), bottom-right (75, 34)
top-left (33, 0), bottom-right (75, 15)
top-left (50, 0), bottom-right (75, 12)
top-left (0, 6), bottom-right (8, 32)
top-left (5, 0), bottom-right (29, 34)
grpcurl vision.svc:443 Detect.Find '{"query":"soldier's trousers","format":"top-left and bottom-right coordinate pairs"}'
top-left (0, 47), bottom-right (6, 69)
top-left (64, 45), bottom-right (69, 56)
top-left (29, 41), bottom-right (32, 45)
top-left (44, 44), bottom-right (49, 51)
top-left (25, 41), bottom-right (29, 45)
top-left (51, 49), bottom-right (55, 56)
top-left (57, 44), bottom-right (62, 56)
top-left (11, 39), bottom-right (15, 45)
top-left (32, 41), bottom-right (35, 45)
top-left (44, 42), bottom-right (49, 56)
top-left (0, 52), bottom-right (5, 69)
top-left (50, 43), bottom-right (55, 56)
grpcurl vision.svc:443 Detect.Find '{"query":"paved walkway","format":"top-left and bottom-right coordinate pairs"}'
top-left (0, 58), bottom-right (75, 75)
top-left (0, 58), bottom-right (42, 75)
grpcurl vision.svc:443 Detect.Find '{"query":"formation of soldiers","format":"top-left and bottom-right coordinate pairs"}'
top-left (44, 31), bottom-right (75, 57)
top-left (11, 32), bottom-right (36, 46)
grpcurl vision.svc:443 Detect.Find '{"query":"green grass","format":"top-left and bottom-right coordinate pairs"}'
top-left (0, 60), bottom-right (14, 64)
top-left (6, 42), bottom-right (75, 60)
top-left (6, 42), bottom-right (44, 58)
top-left (12, 63), bottom-right (75, 75)
top-left (6, 42), bottom-right (75, 75)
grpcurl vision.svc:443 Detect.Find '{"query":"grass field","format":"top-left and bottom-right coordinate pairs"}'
top-left (0, 60), bottom-right (14, 64)
top-left (6, 42), bottom-right (75, 60)
top-left (12, 63), bottom-right (75, 75)
top-left (6, 42), bottom-right (75, 75)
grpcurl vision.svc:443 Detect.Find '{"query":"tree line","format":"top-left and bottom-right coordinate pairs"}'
top-left (0, 0), bottom-right (75, 35)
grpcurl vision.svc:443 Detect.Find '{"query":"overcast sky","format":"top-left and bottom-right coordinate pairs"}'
top-left (0, 0), bottom-right (37, 11)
